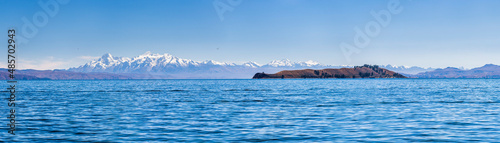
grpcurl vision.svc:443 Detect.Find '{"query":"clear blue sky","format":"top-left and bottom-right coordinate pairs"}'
top-left (1, 0), bottom-right (500, 69)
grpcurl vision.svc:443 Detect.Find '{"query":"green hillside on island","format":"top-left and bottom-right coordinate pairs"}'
top-left (252, 64), bottom-right (407, 79)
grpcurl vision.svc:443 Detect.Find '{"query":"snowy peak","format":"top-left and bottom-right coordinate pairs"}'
top-left (202, 60), bottom-right (234, 66)
top-left (266, 59), bottom-right (293, 67)
top-left (298, 60), bottom-right (321, 67)
top-left (385, 64), bottom-right (408, 69)
top-left (136, 51), bottom-right (172, 59)
top-left (101, 53), bottom-right (113, 59)
top-left (100, 53), bottom-right (114, 64)
top-left (243, 61), bottom-right (261, 68)
top-left (139, 51), bottom-right (153, 56)
top-left (87, 53), bottom-right (130, 69)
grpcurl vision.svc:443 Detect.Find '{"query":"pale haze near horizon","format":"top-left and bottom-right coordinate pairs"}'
top-left (0, 0), bottom-right (499, 70)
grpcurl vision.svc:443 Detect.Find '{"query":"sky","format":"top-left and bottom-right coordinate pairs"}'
top-left (1, 0), bottom-right (500, 70)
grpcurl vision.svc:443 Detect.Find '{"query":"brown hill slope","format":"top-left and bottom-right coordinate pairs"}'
top-left (253, 65), bottom-right (406, 79)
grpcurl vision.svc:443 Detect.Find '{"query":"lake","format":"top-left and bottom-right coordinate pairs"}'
top-left (1, 79), bottom-right (499, 142)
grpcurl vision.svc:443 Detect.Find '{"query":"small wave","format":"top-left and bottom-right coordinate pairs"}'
top-left (113, 90), bottom-right (134, 92)
top-left (174, 100), bottom-right (195, 102)
top-left (436, 101), bottom-right (500, 104)
top-left (219, 99), bottom-right (267, 103)
top-left (316, 104), bottom-right (336, 107)
top-left (436, 101), bottom-right (465, 103)
top-left (143, 90), bottom-right (162, 92)
top-left (232, 136), bottom-right (318, 142)
top-left (308, 87), bottom-right (326, 90)
top-left (316, 101), bottom-right (420, 107)
top-left (379, 101), bottom-right (420, 104)
top-left (169, 89), bottom-right (186, 92)
top-left (233, 138), bottom-right (281, 142)
top-left (73, 132), bottom-right (98, 135)
top-left (1, 90), bottom-right (50, 93)
top-left (49, 130), bottom-right (65, 133)
top-left (223, 89), bottom-right (270, 91)
top-left (408, 133), bottom-right (433, 137)
top-left (213, 100), bottom-right (230, 103)
top-left (444, 121), bottom-right (477, 126)
top-left (241, 99), bottom-right (266, 102)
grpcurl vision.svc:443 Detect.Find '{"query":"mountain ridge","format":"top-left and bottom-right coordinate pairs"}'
top-left (414, 64), bottom-right (500, 78)
top-left (69, 52), bottom-right (435, 75)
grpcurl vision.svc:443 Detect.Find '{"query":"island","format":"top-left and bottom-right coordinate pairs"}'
top-left (252, 64), bottom-right (407, 79)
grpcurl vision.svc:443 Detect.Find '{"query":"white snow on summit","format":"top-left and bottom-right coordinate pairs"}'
top-left (242, 61), bottom-right (261, 68)
top-left (297, 60), bottom-right (321, 67)
top-left (266, 59), bottom-right (294, 67)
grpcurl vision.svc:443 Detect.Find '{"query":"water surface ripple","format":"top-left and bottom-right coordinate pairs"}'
top-left (1, 79), bottom-right (499, 142)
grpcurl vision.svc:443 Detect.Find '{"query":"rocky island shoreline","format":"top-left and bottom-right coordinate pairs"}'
top-left (252, 64), bottom-right (407, 79)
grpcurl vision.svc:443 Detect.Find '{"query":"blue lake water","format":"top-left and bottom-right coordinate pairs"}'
top-left (1, 79), bottom-right (500, 142)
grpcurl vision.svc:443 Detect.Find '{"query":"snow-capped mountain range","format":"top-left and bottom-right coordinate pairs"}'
top-left (68, 52), bottom-right (435, 78)
top-left (70, 52), bottom-right (329, 73)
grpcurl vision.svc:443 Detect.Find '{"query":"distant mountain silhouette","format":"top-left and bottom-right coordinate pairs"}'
top-left (414, 64), bottom-right (500, 78)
